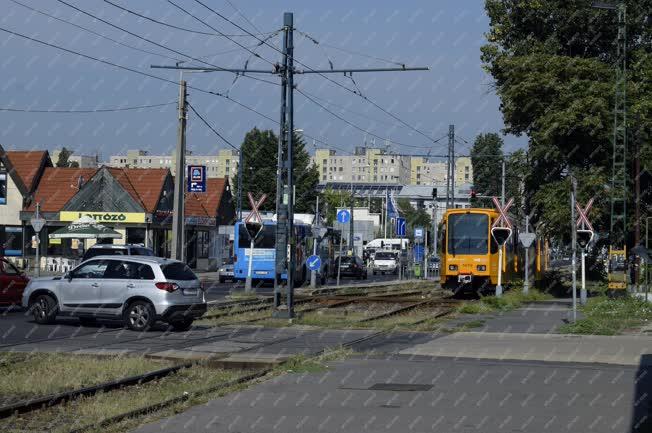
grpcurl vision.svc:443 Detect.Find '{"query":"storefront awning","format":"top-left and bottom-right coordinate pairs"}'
top-left (48, 216), bottom-right (122, 239)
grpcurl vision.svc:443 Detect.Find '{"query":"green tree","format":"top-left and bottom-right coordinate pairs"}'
top-left (319, 187), bottom-right (352, 226)
top-left (233, 128), bottom-right (319, 213)
top-left (56, 147), bottom-right (72, 168)
top-left (398, 198), bottom-right (431, 240)
top-left (470, 133), bottom-right (503, 207)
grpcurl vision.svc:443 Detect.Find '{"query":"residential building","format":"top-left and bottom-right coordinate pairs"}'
top-left (313, 147), bottom-right (472, 187)
top-left (109, 149), bottom-right (239, 180)
top-left (313, 147), bottom-right (411, 185)
top-left (51, 149), bottom-right (98, 168)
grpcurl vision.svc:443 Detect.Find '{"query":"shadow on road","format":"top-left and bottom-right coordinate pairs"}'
top-left (631, 354), bottom-right (652, 432)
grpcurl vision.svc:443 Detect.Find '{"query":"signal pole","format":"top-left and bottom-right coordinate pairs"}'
top-left (171, 79), bottom-right (187, 262)
top-left (152, 12), bottom-right (428, 318)
top-left (446, 125), bottom-right (455, 209)
top-left (570, 175), bottom-right (578, 323)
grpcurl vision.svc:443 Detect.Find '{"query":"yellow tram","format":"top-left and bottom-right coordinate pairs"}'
top-left (439, 208), bottom-right (522, 295)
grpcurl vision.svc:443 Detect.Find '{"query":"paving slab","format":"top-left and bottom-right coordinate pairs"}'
top-left (400, 331), bottom-right (652, 366)
top-left (132, 356), bottom-right (651, 433)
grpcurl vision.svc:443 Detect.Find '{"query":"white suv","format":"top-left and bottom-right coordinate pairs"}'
top-left (23, 256), bottom-right (206, 331)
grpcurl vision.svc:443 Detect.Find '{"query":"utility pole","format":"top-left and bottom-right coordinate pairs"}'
top-left (446, 125), bottom-right (455, 209)
top-left (501, 159), bottom-right (506, 207)
top-left (237, 149), bottom-right (244, 221)
top-left (310, 196), bottom-right (319, 289)
top-left (524, 215), bottom-right (530, 295)
top-left (349, 184), bottom-right (355, 255)
top-left (571, 174), bottom-right (578, 323)
top-left (171, 79), bottom-right (187, 262)
top-left (151, 12), bottom-right (428, 318)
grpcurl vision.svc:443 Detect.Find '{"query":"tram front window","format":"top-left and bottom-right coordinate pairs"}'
top-left (448, 213), bottom-right (489, 255)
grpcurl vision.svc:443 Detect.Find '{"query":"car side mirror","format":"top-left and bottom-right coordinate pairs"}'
top-left (65, 272), bottom-right (73, 281)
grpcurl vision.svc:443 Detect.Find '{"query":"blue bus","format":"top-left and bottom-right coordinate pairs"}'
top-left (233, 221), bottom-right (337, 285)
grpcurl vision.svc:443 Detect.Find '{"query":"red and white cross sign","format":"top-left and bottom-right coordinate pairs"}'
top-left (492, 196), bottom-right (514, 229)
top-left (244, 192), bottom-right (267, 225)
top-left (575, 198), bottom-right (594, 231)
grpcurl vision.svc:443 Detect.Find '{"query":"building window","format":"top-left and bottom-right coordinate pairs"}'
top-left (339, 167), bottom-right (343, 172)
top-left (197, 231), bottom-right (210, 258)
top-left (0, 173), bottom-right (6, 204)
top-left (322, 175), bottom-right (327, 181)
top-left (322, 159), bottom-right (327, 165)
top-left (1, 226), bottom-right (22, 256)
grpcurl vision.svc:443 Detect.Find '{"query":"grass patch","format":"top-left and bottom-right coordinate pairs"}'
top-left (558, 296), bottom-right (652, 335)
top-left (441, 319), bottom-right (486, 333)
top-left (0, 353), bottom-right (171, 403)
top-left (456, 289), bottom-right (552, 315)
top-left (277, 347), bottom-right (354, 374)
top-left (0, 364), bottom-right (245, 433)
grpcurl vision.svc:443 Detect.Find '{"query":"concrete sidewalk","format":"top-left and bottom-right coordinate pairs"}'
top-left (399, 331), bottom-right (652, 366)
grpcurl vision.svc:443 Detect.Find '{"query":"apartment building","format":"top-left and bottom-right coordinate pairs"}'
top-left (109, 149), bottom-right (238, 179)
top-left (313, 147), bottom-right (473, 186)
top-left (313, 147), bottom-right (411, 185)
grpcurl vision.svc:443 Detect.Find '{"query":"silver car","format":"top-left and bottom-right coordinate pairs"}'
top-left (22, 256), bottom-right (206, 331)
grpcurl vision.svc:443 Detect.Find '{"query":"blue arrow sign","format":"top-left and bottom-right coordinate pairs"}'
top-left (307, 255), bottom-right (322, 271)
top-left (396, 217), bottom-right (406, 237)
top-left (336, 209), bottom-right (350, 224)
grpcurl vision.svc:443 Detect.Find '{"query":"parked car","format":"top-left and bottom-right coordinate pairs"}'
top-left (427, 256), bottom-right (441, 273)
top-left (82, 244), bottom-right (154, 262)
top-left (22, 256), bottom-right (206, 331)
top-left (372, 251), bottom-right (399, 275)
top-left (218, 259), bottom-right (235, 283)
top-left (0, 258), bottom-right (29, 306)
top-left (331, 256), bottom-right (367, 280)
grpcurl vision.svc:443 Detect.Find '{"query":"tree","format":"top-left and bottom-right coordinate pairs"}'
top-left (56, 147), bottom-right (73, 168)
top-left (319, 187), bottom-right (351, 227)
top-left (470, 133), bottom-right (503, 207)
top-left (398, 198), bottom-right (431, 240)
top-left (233, 128), bottom-right (319, 213)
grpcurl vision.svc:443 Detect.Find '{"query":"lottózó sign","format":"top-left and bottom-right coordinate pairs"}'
top-left (60, 211), bottom-right (146, 223)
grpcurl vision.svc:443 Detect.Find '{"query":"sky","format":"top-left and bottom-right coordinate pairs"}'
top-left (0, 0), bottom-right (526, 161)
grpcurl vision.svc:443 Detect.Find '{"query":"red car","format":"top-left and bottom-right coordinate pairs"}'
top-left (0, 258), bottom-right (29, 306)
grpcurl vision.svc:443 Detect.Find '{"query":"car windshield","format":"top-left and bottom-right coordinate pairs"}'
top-left (161, 262), bottom-right (197, 281)
top-left (84, 248), bottom-right (127, 260)
top-left (374, 252), bottom-right (395, 260)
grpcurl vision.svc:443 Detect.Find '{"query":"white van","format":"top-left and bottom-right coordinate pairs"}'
top-left (364, 238), bottom-right (409, 252)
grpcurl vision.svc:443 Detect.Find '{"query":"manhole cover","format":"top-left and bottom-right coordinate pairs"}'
top-left (369, 383), bottom-right (432, 392)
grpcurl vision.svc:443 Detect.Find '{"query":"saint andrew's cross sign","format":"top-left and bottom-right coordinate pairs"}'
top-left (491, 196), bottom-right (514, 246)
top-left (244, 192), bottom-right (267, 239)
top-left (575, 198), bottom-right (595, 249)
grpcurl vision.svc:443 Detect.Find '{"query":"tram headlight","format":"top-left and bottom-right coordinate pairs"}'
top-left (448, 264), bottom-right (458, 271)
top-left (476, 265), bottom-right (487, 272)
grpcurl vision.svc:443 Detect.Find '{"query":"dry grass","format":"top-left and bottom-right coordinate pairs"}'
top-left (0, 353), bottom-right (171, 403)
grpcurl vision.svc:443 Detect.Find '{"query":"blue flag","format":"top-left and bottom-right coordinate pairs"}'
top-left (387, 190), bottom-right (399, 219)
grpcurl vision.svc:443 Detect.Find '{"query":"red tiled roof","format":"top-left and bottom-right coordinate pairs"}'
top-left (109, 168), bottom-right (169, 213)
top-left (6, 150), bottom-right (50, 192)
top-left (27, 167), bottom-right (99, 212)
top-left (184, 178), bottom-right (227, 217)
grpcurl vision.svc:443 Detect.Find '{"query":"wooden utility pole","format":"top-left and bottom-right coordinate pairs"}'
top-left (171, 79), bottom-right (187, 261)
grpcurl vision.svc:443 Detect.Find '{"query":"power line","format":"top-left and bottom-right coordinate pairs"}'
top-left (190, 0), bottom-right (437, 146)
top-left (9, 0), bottom-right (180, 62)
top-left (55, 0), bottom-right (279, 87)
top-left (0, 101), bottom-right (175, 113)
top-left (102, 0), bottom-right (274, 37)
top-left (187, 102), bottom-right (238, 150)
top-left (224, 0), bottom-right (263, 34)
top-left (297, 87), bottom-right (447, 150)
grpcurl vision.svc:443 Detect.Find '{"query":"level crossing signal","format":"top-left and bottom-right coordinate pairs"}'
top-left (244, 193), bottom-right (267, 240)
top-left (575, 198), bottom-right (594, 249)
top-left (490, 196), bottom-right (513, 246)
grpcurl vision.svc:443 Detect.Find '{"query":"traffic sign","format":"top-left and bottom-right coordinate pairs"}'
top-left (30, 216), bottom-right (46, 233)
top-left (519, 233), bottom-right (536, 248)
top-left (575, 198), bottom-right (594, 231)
top-left (491, 226), bottom-right (512, 246)
top-left (396, 217), bottom-right (406, 237)
top-left (413, 245), bottom-right (425, 261)
top-left (307, 255), bottom-right (322, 272)
top-left (577, 229), bottom-right (594, 249)
top-left (414, 227), bottom-right (424, 239)
top-left (491, 196), bottom-right (514, 229)
top-left (244, 193), bottom-right (267, 239)
top-left (336, 209), bottom-right (350, 224)
top-left (187, 165), bottom-right (206, 193)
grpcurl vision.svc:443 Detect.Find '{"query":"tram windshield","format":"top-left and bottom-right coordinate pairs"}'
top-left (448, 213), bottom-right (489, 255)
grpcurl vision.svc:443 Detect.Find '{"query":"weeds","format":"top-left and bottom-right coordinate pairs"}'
top-left (558, 296), bottom-right (652, 335)
top-left (457, 289), bottom-right (552, 315)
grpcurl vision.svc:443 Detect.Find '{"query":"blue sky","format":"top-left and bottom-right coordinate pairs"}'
top-left (0, 0), bottom-right (525, 160)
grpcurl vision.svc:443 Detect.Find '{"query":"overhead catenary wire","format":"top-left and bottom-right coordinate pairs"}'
top-left (189, 0), bottom-right (438, 146)
top-left (186, 102), bottom-right (238, 151)
top-left (0, 101), bottom-right (176, 113)
top-left (102, 0), bottom-right (274, 37)
top-left (224, 0), bottom-right (264, 34)
top-left (9, 0), bottom-right (181, 62)
top-left (55, 0), bottom-right (279, 87)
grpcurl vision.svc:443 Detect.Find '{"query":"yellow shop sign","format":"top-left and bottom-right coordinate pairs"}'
top-left (60, 211), bottom-right (146, 223)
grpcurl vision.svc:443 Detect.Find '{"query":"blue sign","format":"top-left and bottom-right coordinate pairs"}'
top-left (413, 245), bottom-right (425, 261)
top-left (307, 255), bottom-right (322, 272)
top-left (187, 165), bottom-right (206, 193)
top-left (336, 209), bottom-right (350, 224)
top-left (396, 217), bottom-right (406, 237)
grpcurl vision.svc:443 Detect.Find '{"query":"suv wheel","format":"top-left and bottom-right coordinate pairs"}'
top-left (124, 300), bottom-right (155, 331)
top-left (170, 318), bottom-right (194, 332)
top-left (31, 294), bottom-right (58, 324)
